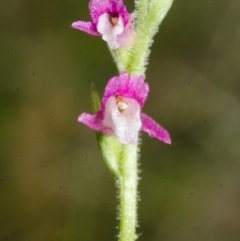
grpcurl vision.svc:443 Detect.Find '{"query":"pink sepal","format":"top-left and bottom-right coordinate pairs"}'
top-left (71, 21), bottom-right (100, 36)
top-left (101, 72), bottom-right (149, 111)
top-left (89, 0), bottom-right (129, 25)
top-left (141, 113), bottom-right (171, 144)
top-left (78, 112), bottom-right (112, 134)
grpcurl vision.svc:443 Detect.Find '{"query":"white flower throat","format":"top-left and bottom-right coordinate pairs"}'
top-left (102, 96), bottom-right (141, 144)
top-left (97, 13), bottom-right (124, 49)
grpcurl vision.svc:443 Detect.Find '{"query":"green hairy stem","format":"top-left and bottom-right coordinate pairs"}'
top-left (96, 0), bottom-right (174, 240)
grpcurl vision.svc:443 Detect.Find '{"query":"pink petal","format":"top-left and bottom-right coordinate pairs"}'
top-left (71, 21), bottom-right (100, 36)
top-left (89, 0), bottom-right (129, 25)
top-left (78, 112), bottom-right (111, 133)
top-left (101, 72), bottom-right (149, 111)
top-left (140, 113), bottom-right (171, 144)
top-left (117, 13), bottom-right (135, 48)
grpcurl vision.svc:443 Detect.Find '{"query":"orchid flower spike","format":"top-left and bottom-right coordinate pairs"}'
top-left (71, 0), bottom-right (135, 49)
top-left (78, 72), bottom-right (171, 145)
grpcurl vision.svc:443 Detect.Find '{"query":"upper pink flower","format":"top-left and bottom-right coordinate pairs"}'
top-left (71, 0), bottom-right (134, 49)
top-left (78, 72), bottom-right (171, 145)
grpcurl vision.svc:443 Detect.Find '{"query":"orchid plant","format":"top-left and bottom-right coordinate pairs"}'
top-left (72, 0), bottom-right (174, 240)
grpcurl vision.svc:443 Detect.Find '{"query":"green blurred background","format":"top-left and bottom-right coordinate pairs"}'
top-left (1, 0), bottom-right (240, 240)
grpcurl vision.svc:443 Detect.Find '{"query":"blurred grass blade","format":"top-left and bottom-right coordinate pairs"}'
top-left (91, 82), bottom-right (100, 112)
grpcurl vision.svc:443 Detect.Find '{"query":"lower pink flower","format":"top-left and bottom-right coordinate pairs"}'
top-left (78, 72), bottom-right (171, 145)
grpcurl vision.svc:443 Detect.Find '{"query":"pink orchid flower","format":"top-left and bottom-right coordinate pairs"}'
top-left (78, 72), bottom-right (171, 145)
top-left (71, 0), bottom-right (135, 49)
